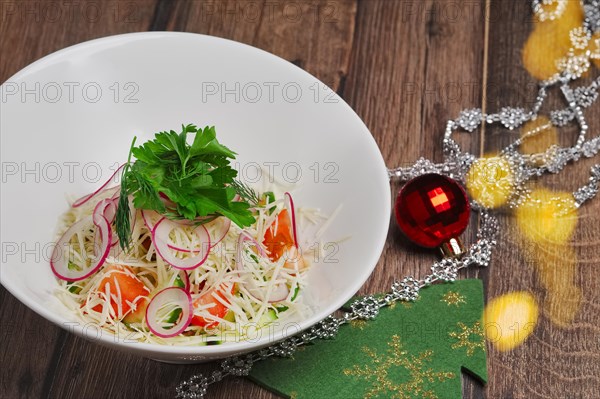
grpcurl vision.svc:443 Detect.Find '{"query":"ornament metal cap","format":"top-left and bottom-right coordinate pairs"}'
top-left (440, 238), bottom-right (466, 258)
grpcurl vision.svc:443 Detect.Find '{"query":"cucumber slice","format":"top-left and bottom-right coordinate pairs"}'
top-left (66, 282), bottom-right (81, 294)
top-left (223, 310), bottom-right (236, 322)
top-left (67, 261), bottom-right (82, 272)
top-left (258, 309), bottom-right (279, 326)
top-left (163, 274), bottom-right (186, 325)
top-left (173, 274), bottom-right (185, 288)
top-left (164, 308), bottom-right (183, 325)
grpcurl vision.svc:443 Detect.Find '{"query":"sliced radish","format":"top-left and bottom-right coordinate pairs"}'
top-left (72, 164), bottom-right (124, 208)
top-left (163, 221), bottom-right (210, 254)
top-left (105, 201), bottom-right (118, 224)
top-left (284, 192), bottom-right (298, 247)
top-left (166, 243), bottom-right (193, 253)
top-left (169, 215), bottom-right (217, 227)
top-left (208, 217), bottom-right (231, 248)
top-left (93, 198), bottom-right (117, 224)
top-left (144, 212), bottom-right (211, 253)
top-left (236, 231), bottom-right (266, 262)
top-left (236, 231), bottom-right (289, 303)
top-left (141, 209), bottom-right (162, 231)
top-left (110, 188), bottom-right (120, 201)
top-left (50, 215), bottom-right (111, 282)
top-left (152, 218), bottom-right (211, 270)
top-left (145, 287), bottom-right (193, 338)
top-left (110, 235), bottom-right (119, 247)
top-left (264, 284), bottom-right (290, 303)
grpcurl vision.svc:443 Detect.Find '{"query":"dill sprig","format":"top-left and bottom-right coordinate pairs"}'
top-left (231, 179), bottom-right (261, 206)
top-left (115, 137), bottom-right (136, 250)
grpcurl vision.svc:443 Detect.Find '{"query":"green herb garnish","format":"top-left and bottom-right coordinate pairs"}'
top-left (231, 179), bottom-right (260, 205)
top-left (115, 124), bottom-right (256, 249)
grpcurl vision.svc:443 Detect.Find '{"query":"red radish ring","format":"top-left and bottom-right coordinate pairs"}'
top-left (235, 231), bottom-right (289, 303)
top-left (145, 287), bottom-right (193, 338)
top-left (264, 284), bottom-right (290, 303)
top-left (72, 164), bottom-right (124, 208)
top-left (93, 198), bottom-right (117, 224)
top-left (166, 243), bottom-right (198, 253)
top-left (208, 217), bottom-right (231, 248)
top-left (236, 231), bottom-right (266, 261)
top-left (163, 223), bottom-right (210, 254)
top-left (50, 214), bottom-right (111, 282)
top-left (143, 212), bottom-right (212, 253)
top-left (284, 192), bottom-right (298, 248)
top-left (168, 215), bottom-right (218, 227)
top-left (110, 188), bottom-right (120, 201)
top-left (141, 209), bottom-right (162, 231)
top-left (235, 231), bottom-right (261, 284)
top-left (152, 218), bottom-right (211, 270)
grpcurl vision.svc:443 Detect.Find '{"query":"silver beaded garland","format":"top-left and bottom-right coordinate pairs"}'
top-left (221, 356), bottom-right (253, 376)
top-left (351, 295), bottom-right (381, 320)
top-left (431, 258), bottom-right (459, 282)
top-left (312, 316), bottom-right (340, 339)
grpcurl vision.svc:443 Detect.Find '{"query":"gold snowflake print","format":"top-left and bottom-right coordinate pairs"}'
top-left (343, 335), bottom-right (454, 399)
top-left (441, 291), bottom-right (466, 307)
top-left (350, 320), bottom-right (368, 330)
top-left (448, 321), bottom-right (485, 356)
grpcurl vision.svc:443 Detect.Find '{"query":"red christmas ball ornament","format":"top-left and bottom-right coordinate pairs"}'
top-left (394, 173), bottom-right (470, 255)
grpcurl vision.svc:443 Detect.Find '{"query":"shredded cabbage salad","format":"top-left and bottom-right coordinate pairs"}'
top-left (51, 126), bottom-right (343, 345)
top-left (52, 185), bottom-right (334, 345)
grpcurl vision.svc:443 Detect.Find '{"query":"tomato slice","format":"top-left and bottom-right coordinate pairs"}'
top-left (90, 265), bottom-right (150, 323)
top-left (263, 209), bottom-right (295, 261)
top-left (191, 284), bottom-right (234, 328)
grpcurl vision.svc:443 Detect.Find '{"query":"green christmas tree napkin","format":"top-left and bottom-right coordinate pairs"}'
top-left (248, 279), bottom-right (486, 399)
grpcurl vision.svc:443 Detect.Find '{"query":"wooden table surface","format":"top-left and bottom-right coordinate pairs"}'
top-left (1, 1), bottom-right (599, 398)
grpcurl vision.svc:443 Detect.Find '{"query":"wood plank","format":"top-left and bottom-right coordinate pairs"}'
top-left (0, 0), bottom-right (159, 82)
top-left (484, 1), bottom-right (600, 397)
top-left (166, 0), bottom-right (357, 91)
top-left (0, 288), bottom-right (66, 399)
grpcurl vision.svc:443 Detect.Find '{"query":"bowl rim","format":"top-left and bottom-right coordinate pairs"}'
top-left (0, 31), bottom-right (391, 356)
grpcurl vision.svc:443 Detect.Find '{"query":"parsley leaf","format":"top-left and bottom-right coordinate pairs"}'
top-left (115, 124), bottom-right (255, 249)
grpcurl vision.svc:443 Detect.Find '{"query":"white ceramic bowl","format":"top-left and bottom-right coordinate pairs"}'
top-left (0, 32), bottom-right (390, 362)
